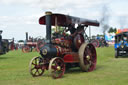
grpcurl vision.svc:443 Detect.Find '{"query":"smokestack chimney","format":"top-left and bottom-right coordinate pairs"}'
top-left (26, 32), bottom-right (28, 42)
top-left (45, 11), bottom-right (52, 44)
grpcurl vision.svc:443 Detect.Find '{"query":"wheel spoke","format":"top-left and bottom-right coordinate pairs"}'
top-left (35, 58), bottom-right (37, 65)
top-left (51, 66), bottom-right (57, 71)
top-left (87, 49), bottom-right (92, 57)
top-left (90, 61), bottom-right (94, 66)
top-left (31, 67), bottom-right (36, 71)
top-left (54, 61), bottom-right (58, 66)
top-left (32, 62), bottom-right (36, 65)
top-left (37, 69), bottom-right (40, 74)
top-left (61, 68), bottom-right (64, 71)
top-left (60, 62), bottom-right (64, 67)
top-left (35, 69), bottom-right (38, 73)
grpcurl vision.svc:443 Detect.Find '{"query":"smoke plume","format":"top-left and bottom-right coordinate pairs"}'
top-left (100, 5), bottom-right (110, 34)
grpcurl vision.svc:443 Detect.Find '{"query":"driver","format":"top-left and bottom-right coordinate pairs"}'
top-left (124, 37), bottom-right (127, 41)
top-left (67, 24), bottom-right (76, 34)
top-left (123, 36), bottom-right (127, 45)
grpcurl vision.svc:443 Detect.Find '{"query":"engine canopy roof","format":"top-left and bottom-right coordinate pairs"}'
top-left (39, 13), bottom-right (100, 27)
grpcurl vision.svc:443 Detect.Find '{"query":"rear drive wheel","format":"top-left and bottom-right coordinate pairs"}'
top-left (79, 43), bottom-right (97, 72)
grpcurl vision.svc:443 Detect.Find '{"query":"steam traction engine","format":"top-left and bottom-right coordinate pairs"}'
top-left (0, 30), bottom-right (18, 55)
top-left (22, 32), bottom-right (45, 53)
top-left (29, 12), bottom-right (99, 79)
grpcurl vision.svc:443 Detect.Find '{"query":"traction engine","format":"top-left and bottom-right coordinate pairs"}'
top-left (29, 12), bottom-right (99, 79)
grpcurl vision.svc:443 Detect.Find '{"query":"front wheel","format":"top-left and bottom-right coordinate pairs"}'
top-left (49, 57), bottom-right (65, 79)
top-left (22, 46), bottom-right (30, 53)
top-left (29, 56), bottom-right (45, 77)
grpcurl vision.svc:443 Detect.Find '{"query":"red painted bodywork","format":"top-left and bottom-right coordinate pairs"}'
top-left (63, 53), bottom-right (79, 63)
top-left (52, 37), bottom-right (80, 63)
top-left (51, 31), bottom-right (85, 63)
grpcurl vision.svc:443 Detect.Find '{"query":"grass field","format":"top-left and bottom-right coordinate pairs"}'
top-left (0, 46), bottom-right (128, 85)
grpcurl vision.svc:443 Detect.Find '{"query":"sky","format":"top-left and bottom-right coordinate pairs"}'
top-left (0, 0), bottom-right (128, 41)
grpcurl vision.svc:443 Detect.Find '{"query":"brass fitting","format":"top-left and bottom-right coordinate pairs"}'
top-left (45, 11), bottom-right (52, 15)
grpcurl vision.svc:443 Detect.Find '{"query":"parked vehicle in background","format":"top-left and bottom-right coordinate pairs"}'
top-left (90, 37), bottom-right (109, 47)
top-left (0, 30), bottom-right (9, 55)
top-left (115, 32), bottom-right (128, 58)
top-left (22, 33), bottom-right (45, 53)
